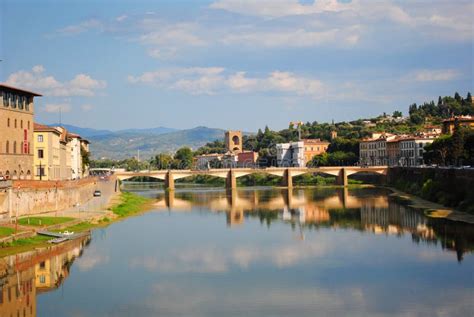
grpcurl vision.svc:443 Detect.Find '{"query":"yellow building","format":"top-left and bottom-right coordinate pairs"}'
top-left (0, 84), bottom-right (41, 180)
top-left (33, 123), bottom-right (62, 180)
top-left (442, 116), bottom-right (474, 134)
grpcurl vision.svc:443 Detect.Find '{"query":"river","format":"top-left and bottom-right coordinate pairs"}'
top-left (1, 186), bottom-right (473, 317)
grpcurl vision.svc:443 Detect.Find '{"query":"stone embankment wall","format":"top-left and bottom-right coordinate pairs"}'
top-left (0, 177), bottom-right (102, 219)
top-left (387, 167), bottom-right (474, 213)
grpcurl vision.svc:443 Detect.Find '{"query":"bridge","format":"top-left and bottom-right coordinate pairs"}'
top-left (115, 166), bottom-right (388, 190)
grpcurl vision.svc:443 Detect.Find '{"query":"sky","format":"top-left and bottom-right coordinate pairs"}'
top-left (0, 0), bottom-right (472, 132)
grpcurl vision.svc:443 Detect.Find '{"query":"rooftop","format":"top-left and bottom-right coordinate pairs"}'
top-left (0, 83), bottom-right (42, 97)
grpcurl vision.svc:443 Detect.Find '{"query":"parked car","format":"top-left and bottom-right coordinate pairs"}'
top-left (93, 190), bottom-right (102, 197)
top-left (0, 176), bottom-right (4, 181)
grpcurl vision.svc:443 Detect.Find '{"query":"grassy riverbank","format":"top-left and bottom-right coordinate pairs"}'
top-left (0, 192), bottom-right (152, 257)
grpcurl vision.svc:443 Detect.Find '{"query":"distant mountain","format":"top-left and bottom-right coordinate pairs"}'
top-left (49, 123), bottom-right (113, 138)
top-left (49, 124), bottom-right (178, 138)
top-left (118, 127), bottom-right (178, 135)
top-left (89, 126), bottom-right (226, 160)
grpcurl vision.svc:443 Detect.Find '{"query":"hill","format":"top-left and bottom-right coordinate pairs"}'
top-left (89, 126), bottom-right (226, 159)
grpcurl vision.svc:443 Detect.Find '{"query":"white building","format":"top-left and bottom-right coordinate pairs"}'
top-left (399, 137), bottom-right (436, 167)
top-left (68, 133), bottom-right (83, 179)
top-left (276, 141), bottom-right (305, 167)
top-left (194, 153), bottom-right (223, 170)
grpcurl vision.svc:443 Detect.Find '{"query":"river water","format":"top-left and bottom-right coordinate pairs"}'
top-left (1, 186), bottom-right (473, 317)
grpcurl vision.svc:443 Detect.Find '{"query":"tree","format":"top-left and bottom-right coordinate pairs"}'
top-left (450, 119), bottom-right (465, 165)
top-left (424, 135), bottom-right (451, 166)
top-left (173, 147), bottom-right (193, 169)
top-left (153, 153), bottom-right (173, 170)
top-left (80, 147), bottom-right (90, 174)
top-left (410, 113), bottom-right (424, 125)
top-left (392, 110), bottom-right (402, 118)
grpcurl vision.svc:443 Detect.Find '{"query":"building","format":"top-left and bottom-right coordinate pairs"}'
top-left (442, 116), bottom-right (474, 134)
top-left (56, 127), bottom-right (72, 180)
top-left (0, 84), bottom-right (41, 180)
top-left (33, 124), bottom-right (62, 180)
top-left (276, 141), bottom-right (305, 167)
top-left (34, 124), bottom-right (89, 180)
top-left (399, 136), bottom-right (436, 167)
top-left (387, 137), bottom-right (401, 166)
top-left (237, 151), bottom-right (259, 168)
top-left (225, 130), bottom-right (242, 153)
top-left (277, 139), bottom-right (330, 167)
top-left (302, 139), bottom-right (330, 163)
top-left (194, 153), bottom-right (223, 169)
top-left (359, 133), bottom-right (397, 166)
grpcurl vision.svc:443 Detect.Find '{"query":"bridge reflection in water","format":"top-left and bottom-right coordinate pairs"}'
top-left (152, 187), bottom-right (474, 261)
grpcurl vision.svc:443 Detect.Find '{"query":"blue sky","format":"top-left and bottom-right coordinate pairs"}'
top-left (1, 0), bottom-right (472, 131)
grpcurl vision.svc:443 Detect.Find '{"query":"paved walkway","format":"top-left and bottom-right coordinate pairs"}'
top-left (40, 178), bottom-right (119, 222)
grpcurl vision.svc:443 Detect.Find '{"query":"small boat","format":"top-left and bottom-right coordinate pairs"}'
top-left (48, 237), bottom-right (68, 244)
top-left (61, 230), bottom-right (75, 236)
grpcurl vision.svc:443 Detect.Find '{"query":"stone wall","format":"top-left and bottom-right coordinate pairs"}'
top-left (0, 177), bottom-right (100, 219)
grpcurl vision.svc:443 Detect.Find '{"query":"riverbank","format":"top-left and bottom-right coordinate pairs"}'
top-left (387, 187), bottom-right (474, 225)
top-left (0, 192), bottom-right (153, 257)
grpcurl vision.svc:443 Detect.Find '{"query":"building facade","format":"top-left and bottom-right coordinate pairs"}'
top-left (359, 133), bottom-right (397, 166)
top-left (442, 116), bottom-right (474, 134)
top-left (33, 124), bottom-right (62, 180)
top-left (33, 125), bottom-right (89, 180)
top-left (399, 137), bottom-right (435, 167)
top-left (276, 140), bottom-right (324, 167)
top-left (361, 132), bottom-right (436, 167)
top-left (0, 84), bottom-right (41, 180)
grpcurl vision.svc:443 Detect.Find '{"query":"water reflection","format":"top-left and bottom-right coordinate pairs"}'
top-left (150, 187), bottom-right (474, 261)
top-left (0, 235), bottom-right (90, 317)
top-left (1, 186), bottom-right (473, 316)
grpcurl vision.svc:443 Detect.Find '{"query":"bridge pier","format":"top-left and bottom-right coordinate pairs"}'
top-left (165, 171), bottom-right (175, 190)
top-left (226, 170), bottom-right (237, 190)
top-left (282, 169), bottom-right (293, 188)
top-left (336, 168), bottom-right (348, 187)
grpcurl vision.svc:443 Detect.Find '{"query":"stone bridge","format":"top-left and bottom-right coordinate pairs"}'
top-left (115, 166), bottom-right (388, 190)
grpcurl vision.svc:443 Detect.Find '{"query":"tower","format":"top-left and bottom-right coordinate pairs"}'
top-left (225, 130), bottom-right (242, 153)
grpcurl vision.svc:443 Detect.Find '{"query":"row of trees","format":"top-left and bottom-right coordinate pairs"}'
top-left (409, 92), bottom-right (473, 124)
top-left (424, 120), bottom-right (474, 166)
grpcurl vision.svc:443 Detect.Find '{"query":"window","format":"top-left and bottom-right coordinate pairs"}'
top-left (7, 118), bottom-right (10, 127)
top-left (11, 94), bottom-right (16, 109)
top-left (20, 120), bottom-right (23, 129)
top-left (18, 96), bottom-right (24, 110)
top-left (38, 149), bottom-right (44, 159)
top-left (37, 135), bottom-right (43, 142)
top-left (28, 121), bottom-right (30, 130)
top-left (39, 275), bottom-right (46, 284)
top-left (37, 166), bottom-right (45, 177)
top-left (5, 141), bottom-right (9, 154)
top-left (14, 119), bottom-right (17, 128)
top-left (13, 141), bottom-right (17, 154)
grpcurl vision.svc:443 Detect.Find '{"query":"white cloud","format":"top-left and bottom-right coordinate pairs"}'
top-left (410, 69), bottom-right (461, 82)
top-left (42, 103), bottom-right (72, 113)
top-left (221, 26), bottom-right (361, 47)
top-left (210, 0), bottom-right (349, 18)
top-left (129, 67), bottom-right (326, 97)
top-left (6, 65), bottom-right (106, 97)
top-left (56, 19), bottom-right (103, 36)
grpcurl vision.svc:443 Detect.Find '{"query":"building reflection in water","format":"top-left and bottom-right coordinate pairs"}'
top-left (0, 235), bottom-right (90, 317)
top-left (154, 187), bottom-right (474, 261)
